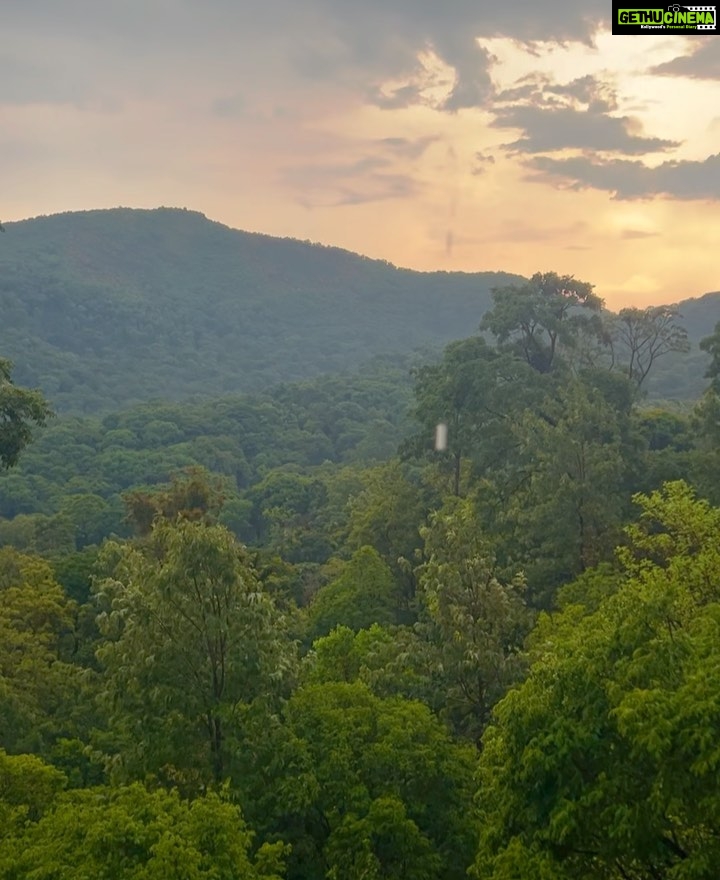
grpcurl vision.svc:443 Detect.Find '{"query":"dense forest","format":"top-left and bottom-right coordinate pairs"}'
top-left (0, 208), bottom-right (520, 413)
top-left (2, 227), bottom-right (720, 879)
top-left (0, 208), bottom-right (717, 411)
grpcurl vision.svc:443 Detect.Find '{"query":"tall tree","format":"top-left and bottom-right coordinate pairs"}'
top-left (404, 337), bottom-right (536, 496)
top-left (502, 377), bottom-right (627, 602)
top-left (0, 766), bottom-right (288, 880)
top-left (283, 681), bottom-right (478, 880)
top-left (610, 305), bottom-right (690, 389)
top-left (94, 519), bottom-right (294, 788)
top-left (0, 549), bottom-right (88, 757)
top-left (415, 496), bottom-right (531, 742)
top-left (0, 358), bottom-right (52, 469)
top-left (480, 272), bottom-right (603, 374)
top-left (474, 482), bottom-right (720, 880)
top-left (306, 546), bottom-right (399, 641)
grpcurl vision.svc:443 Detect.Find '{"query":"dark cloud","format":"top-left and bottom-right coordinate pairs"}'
top-left (495, 105), bottom-right (678, 155)
top-left (492, 74), bottom-right (677, 155)
top-left (523, 153), bottom-right (720, 200)
top-left (471, 152), bottom-right (496, 175)
top-left (548, 73), bottom-right (618, 112)
top-left (368, 83), bottom-right (426, 109)
top-left (2, 0), bottom-right (610, 115)
top-left (651, 40), bottom-right (720, 80)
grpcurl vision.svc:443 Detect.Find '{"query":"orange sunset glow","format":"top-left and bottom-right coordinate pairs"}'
top-left (2, 2), bottom-right (718, 308)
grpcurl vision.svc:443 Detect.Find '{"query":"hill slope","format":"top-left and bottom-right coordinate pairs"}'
top-left (1, 207), bottom-right (717, 413)
top-left (0, 208), bottom-right (520, 413)
top-left (643, 290), bottom-right (720, 401)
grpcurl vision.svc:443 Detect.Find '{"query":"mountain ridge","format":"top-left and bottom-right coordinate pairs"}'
top-left (0, 207), bottom-right (717, 412)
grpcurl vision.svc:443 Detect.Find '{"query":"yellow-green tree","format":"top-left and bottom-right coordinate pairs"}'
top-left (474, 481), bottom-right (720, 879)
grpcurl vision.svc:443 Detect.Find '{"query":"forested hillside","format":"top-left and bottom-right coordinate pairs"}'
top-left (643, 289), bottom-right (720, 400)
top-left (1, 208), bottom-right (717, 413)
top-left (3, 252), bottom-right (720, 876)
top-left (0, 208), bottom-right (519, 413)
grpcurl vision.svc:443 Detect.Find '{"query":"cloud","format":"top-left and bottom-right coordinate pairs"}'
top-left (0, 51), bottom-right (121, 110)
top-left (491, 73), bottom-right (678, 155)
top-left (474, 219), bottom-right (590, 243)
top-left (620, 229), bottom-right (659, 239)
top-left (376, 136), bottom-right (439, 159)
top-left (651, 40), bottom-right (720, 80)
top-left (283, 155), bottom-right (421, 207)
top-left (471, 151), bottom-right (496, 175)
top-left (211, 94), bottom-right (246, 118)
top-left (369, 83), bottom-right (425, 109)
top-left (2, 0), bottom-right (611, 116)
top-left (495, 105), bottom-right (678, 154)
top-left (523, 153), bottom-right (720, 200)
top-left (546, 74), bottom-right (619, 112)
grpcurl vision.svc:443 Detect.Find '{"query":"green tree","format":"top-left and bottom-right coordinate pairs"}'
top-left (304, 623), bottom-right (434, 705)
top-left (480, 272), bottom-right (603, 374)
top-left (415, 497), bottom-right (531, 742)
top-left (503, 377), bottom-right (627, 601)
top-left (307, 546), bottom-right (399, 641)
top-left (405, 338), bottom-right (503, 496)
top-left (474, 481), bottom-right (720, 879)
top-left (0, 771), bottom-right (287, 880)
top-left (346, 460), bottom-right (431, 597)
top-left (0, 358), bottom-right (52, 469)
top-left (611, 305), bottom-right (690, 389)
top-left (283, 681), bottom-right (478, 880)
top-left (94, 518), bottom-right (294, 788)
top-left (0, 549), bottom-right (89, 756)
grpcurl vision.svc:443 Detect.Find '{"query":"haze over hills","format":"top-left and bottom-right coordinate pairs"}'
top-left (0, 207), bottom-right (717, 413)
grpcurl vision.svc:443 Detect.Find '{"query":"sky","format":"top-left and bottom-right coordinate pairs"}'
top-left (2, 0), bottom-right (719, 308)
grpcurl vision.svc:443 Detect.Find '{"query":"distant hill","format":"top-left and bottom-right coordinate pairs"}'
top-left (0, 207), bottom-right (717, 413)
top-left (0, 208), bottom-right (521, 413)
top-left (643, 291), bottom-right (720, 401)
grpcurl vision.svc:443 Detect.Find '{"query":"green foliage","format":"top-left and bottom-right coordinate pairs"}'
top-left (0, 357), bottom-right (52, 469)
top-left (94, 518), bottom-right (295, 787)
top-left (4, 241), bottom-right (720, 879)
top-left (283, 681), bottom-right (478, 880)
top-left (0, 774), bottom-right (288, 880)
top-left (404, 337), bottom-right (533, 496)
top-left (1, 208), bottom-right (520, 413)
top-left (700, 318), bottom-right (720, 393)
top-left (0, 371), bottom-right (419, 539)
top-left (304, 623), bottom-right (434, 703)
top-left (0, 749), bottom-right (67, 827)
top-left (307, 546), bottom-right (399, 640)
top-left (502, 377), bottom-right (628, 600)
top-left (474, 481), bottom-right (720, 879)
top-left (480, 272), bottom-right (602, 374)
top-left (0, 549), bottom-right (91, 756)
top-left (345, 460), bottom-right (431, 600)
top-left (416, 497), bottom-right (532, 741)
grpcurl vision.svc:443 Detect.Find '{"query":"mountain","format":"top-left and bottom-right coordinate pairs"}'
top-left (0, 207), bottom-right (717, 414)
top-left (0, 208), bottom-right (520, 413)
top-left (644, 290), bottom-right (720, 402)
